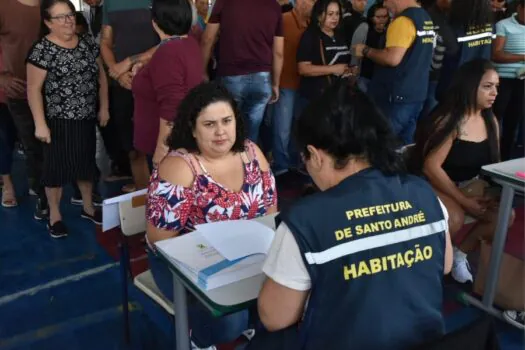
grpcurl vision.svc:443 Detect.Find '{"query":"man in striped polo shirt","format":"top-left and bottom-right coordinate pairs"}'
top-left (492, 0), bottom-right (525, 160)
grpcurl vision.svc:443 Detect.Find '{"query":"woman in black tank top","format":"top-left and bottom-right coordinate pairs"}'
top-left (409, 59), bottom-right (515, 284)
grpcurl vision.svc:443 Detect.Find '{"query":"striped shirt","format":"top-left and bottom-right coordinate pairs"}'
top-left (493, 14), bottom-right (525, 78)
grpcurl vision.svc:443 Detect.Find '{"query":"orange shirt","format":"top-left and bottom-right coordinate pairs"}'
top-left (280, 10), bottom-right (308, 90)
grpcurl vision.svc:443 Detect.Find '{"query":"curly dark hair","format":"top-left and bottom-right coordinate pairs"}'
top-left (166, 82), bottom-right (246, 153)
top-left (295, 79), bottom-right (405, 175)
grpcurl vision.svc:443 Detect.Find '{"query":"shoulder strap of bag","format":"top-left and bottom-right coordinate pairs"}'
top-left (319, 39), bottom-right (332, 85)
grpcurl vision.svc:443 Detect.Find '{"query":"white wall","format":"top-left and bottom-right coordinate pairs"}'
top-left (71, 0), bottom-right (82, 10)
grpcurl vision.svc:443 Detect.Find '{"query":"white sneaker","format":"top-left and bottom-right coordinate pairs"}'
top-left (242, 328), bottom-right (256, 341)
top-left (503, 310), bottom-right (525, 330)
top-left (451, 248), bottom-right (473, 283)
top-left (191, 341), bottom-right (217, 350)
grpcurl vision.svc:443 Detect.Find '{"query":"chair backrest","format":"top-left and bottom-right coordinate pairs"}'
top-left (118, 194), bottom-right (147, 237)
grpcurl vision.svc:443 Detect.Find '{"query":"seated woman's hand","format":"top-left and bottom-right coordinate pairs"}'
top-left (462, 196), bottom-right (488, 219)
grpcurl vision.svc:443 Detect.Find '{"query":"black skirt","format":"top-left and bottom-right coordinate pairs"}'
top-left (42, 118), bottom-right (97, 187)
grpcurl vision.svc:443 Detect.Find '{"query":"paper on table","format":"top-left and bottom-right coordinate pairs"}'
top-left (196, 220), bottom-right (276, 261)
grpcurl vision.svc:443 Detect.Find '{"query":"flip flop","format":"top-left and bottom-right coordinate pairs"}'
top-left (1, 188), bottom-right (18, 208)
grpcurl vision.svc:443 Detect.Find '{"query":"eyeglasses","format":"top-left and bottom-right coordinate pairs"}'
top-left (50, 13), bottom-right (76, 24)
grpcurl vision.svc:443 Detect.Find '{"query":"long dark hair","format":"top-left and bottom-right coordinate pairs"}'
top-left (366, 2), bottom-right (390, 29)
top-left (166, 82), bottom-right (246, 153)
top-left (409, 59), bottom-right (499, 174)
top-left (40, 0), bottom-right (76, 37)
top-left (449, 0), bottom-right (492, 28)
top-left (296, 79), bottom-right (405, 175)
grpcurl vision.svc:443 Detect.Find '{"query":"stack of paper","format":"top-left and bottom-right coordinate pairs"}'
top-left (155, 219), bottom-right (276, 290)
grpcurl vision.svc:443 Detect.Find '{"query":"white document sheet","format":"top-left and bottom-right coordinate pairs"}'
top-left (196, 220), bottom-right (276, 261)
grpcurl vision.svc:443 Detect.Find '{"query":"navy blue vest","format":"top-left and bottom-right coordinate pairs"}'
top-left (283, 168), bottom-right (446, 350)
top-left (437, 23), bottom-right (494, 100)
top-left (369, 7), bottom-right (434, 104)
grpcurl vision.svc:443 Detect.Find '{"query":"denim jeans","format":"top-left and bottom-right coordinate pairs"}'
top-left (267, 88), bottom-right (300, 175)
top-left (420, 80), bottom-right (438, 121)
top-left (219, 72), bottom-right (272, 142)
top-left (377, 101), bottom-right (424, 145)
top-left (147, 249), bottom-right (249, 347)
top-left (0, 103), bottom-right (16, 175)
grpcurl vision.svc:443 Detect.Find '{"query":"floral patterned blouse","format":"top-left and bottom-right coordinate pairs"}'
top-left (147, 141), bottom-right (277, 233)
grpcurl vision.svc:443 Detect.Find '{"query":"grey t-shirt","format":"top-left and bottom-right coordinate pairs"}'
top-left (102, 0), bottom-right (159, 61)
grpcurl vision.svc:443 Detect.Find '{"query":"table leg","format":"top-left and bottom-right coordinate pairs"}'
top-left (173, 272), bottom-right (190, 350)
top-left (482, 185), bottom-right (515, 306)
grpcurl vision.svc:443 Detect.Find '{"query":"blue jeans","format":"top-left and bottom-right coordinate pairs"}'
top-left (0, 103), bottom-right (16, 175)
top-left (267, 88), bottom-right (299, 175)
top-left (420, 80), bottom-right (438, 121)
top-left (378, 101), bottom-right (424, 145)
top-left (147, 249), bottom-right (249, 347)
top-left (219, 72), bottom-right (272, 142)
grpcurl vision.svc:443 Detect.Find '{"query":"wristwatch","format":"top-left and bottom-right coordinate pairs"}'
top-left (362, 46), bottom-right (370, 58)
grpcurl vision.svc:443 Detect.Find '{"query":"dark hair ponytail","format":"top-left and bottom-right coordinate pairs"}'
top-left (296, 78), bottom-right (405, 175)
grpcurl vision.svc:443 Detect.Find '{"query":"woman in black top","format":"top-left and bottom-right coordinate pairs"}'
top-left (296, 0), bottom-right (352, 106)
top-left (410, 59), bottom-right (514, 284)
top-left (358, 2), bottom-right (389, 92)
top-left (27, 0), bottom-right (109, 238)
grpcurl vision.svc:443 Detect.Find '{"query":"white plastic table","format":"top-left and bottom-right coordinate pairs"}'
top-left (156, 213), bottom-right (279, 350)
top-left (461, 158), bottom-right (524, 324)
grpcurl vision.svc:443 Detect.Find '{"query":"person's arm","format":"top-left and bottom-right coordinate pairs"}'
top-left (298, 62), bottom-right (344, 76)
top-left (258, 224), bottom-right (311, 331)
top-left (259, 279), bottom-right (310, 331)
top-left (26, 64), bottom-right (50, 143)
top-left (354, 16), bottom-right (415, 67)
top-left (492, 116), bottom-right (501, 161)
top-left (146, 155), bottom-right (195, 243)
top-left (492, 36), bottom-right (525, 63)
top-left (97, 57), bottom-right (110, 126)
top-left (100, 25), bottom-right (118, 71)
top-left (271, 36), bottom-right (284, 103)
top-left (201, 0), bottom-right (223, 78)
top-left (100, 25), bottom-right (158, 79)
top-left (362, 46), bottom-right (408, 67)
top-left (350, 22), bottom-right (369, 66)
top-left (201, 22), bottom-right (220, 78)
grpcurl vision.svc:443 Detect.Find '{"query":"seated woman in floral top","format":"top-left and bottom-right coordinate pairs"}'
top-left (146, 82), bottom-right (277, 349)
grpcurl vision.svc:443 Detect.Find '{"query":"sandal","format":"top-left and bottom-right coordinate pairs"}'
top-left (1, 187), bottom-right (18, 208)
